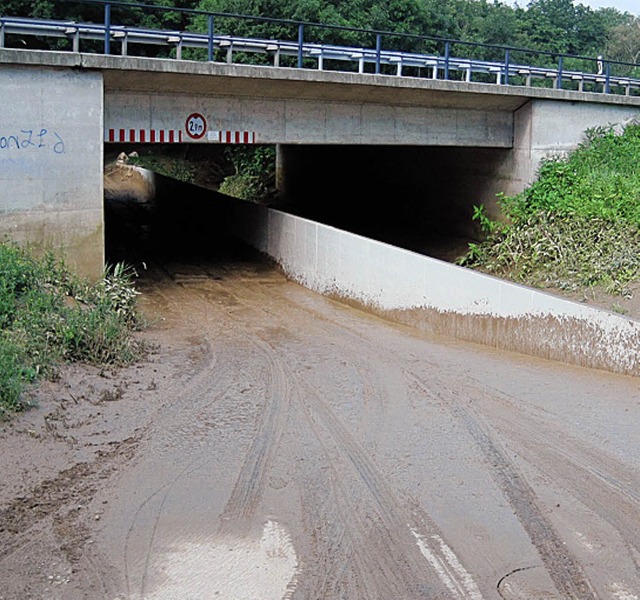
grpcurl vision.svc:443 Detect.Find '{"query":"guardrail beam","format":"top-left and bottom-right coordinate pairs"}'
top-left (1, 14), bottom-right (639, 97)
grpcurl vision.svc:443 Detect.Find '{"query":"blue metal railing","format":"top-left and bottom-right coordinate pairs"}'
top-left (1, 0), bottom-right (639, 96)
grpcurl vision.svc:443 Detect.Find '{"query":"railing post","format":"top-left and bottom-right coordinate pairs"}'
top-left (207, 14), bottom-right (214, 61)
top-left (444, 41), bottom-right (450, 80)
top-left (504, 48), bottom-right (510, 85)
top-left (605, 61), bottom-right (611, 94)
top-left (375, 33), bottom-right (381, 75)
top-left (557, 55), bottom-right (563, 89)
top-left (297, 23), bottom-right (304, 69)
top-left (104, 3), bottom-right (111, 55)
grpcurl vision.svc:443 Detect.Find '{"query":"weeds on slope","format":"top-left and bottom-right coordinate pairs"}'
top-left (458, 123), bottom-right (640, 298)
top-left (0, 243), bottom-right (146, 418)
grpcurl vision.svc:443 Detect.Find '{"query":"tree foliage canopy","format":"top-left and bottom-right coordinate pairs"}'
top-left (0, 0), bottom-right (637, 62)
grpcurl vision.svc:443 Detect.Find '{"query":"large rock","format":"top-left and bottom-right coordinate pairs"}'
top-left (104, 156), bottom-right (155, 203)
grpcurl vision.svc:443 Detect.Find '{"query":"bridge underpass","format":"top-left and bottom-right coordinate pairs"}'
top-left (1, 55), bottom-right (639, 373)
top-left (104, 140), bottom-right (503, 269)
top-left (3, 29), bottom-right (640, 600)
top-left (3, 51), bottom-right (640, 273)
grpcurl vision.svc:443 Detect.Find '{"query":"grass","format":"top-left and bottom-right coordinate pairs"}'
top-left (0, 243), bottom-right (146, 419)
top-left (457, 122), bottom-right (640, 298)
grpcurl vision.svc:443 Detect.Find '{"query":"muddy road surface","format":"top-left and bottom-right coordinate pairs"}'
top-left (1, 246), bottom-right (639, 600)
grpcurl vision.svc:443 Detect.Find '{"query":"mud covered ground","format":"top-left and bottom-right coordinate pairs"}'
top-left (1, 236), bottom-right (640, 599)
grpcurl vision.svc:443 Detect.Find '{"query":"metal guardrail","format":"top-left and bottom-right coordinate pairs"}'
top-left (1, 1), bottom-right (640, 97)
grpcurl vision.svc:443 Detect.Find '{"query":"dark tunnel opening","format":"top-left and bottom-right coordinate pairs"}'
top-left (103, 148), bottom-right (255, 273)
top-left (276, 144), bottom-right (512, 262)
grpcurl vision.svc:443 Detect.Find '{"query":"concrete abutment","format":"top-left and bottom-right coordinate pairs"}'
top-left (0, 64), bottom-right (104, 278)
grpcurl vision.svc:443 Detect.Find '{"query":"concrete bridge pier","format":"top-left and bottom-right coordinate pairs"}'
top-left (0, 65), bottom-right (104, 278)
top-left (509, 98), bottom-right (640, 200)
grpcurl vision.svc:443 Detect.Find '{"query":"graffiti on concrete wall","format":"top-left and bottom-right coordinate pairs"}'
top-left (0, 129), bottom-right (65, 154)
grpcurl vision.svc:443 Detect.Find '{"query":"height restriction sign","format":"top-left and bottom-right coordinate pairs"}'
top-left (185, 113), bottom-right (207, 139)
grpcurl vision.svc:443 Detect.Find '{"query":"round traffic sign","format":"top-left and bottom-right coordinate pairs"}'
top-left (185, 113), bottom-right (207, 139)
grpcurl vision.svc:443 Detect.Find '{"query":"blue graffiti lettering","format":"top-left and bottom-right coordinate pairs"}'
top-left (20, 130), bottom-right (36, 148)
top-left (0, 135), bottom-right (20, 150)
top-left (0, 128), bottom-right (65, 154)
top-left (37, 129), bottom-right (47, 148)
top-left (53, 132), bottom-right (65, 155)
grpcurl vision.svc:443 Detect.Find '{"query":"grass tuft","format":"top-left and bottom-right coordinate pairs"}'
top-left (0, 243), bottom-right (146, 418)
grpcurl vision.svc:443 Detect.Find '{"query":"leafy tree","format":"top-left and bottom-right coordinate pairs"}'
top-left (606, 16), bottom-right (640, 65)
top-left (473, 0), bottom-right (520, 48)
top-left (517, 0), bottom-right (582, 54)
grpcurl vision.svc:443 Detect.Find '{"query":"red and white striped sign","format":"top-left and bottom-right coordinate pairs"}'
top-left (105, 129), bottom-right (183, 143)
top-left (213, 130), bottom-right (256, 144)
top-left (105, 128), bottom-right (257, 144)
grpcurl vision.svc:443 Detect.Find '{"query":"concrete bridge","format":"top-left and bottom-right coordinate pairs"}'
top-left (2, 47), bottom-right (640, 276)
top-left (2, 48), bottom-right (640, 376)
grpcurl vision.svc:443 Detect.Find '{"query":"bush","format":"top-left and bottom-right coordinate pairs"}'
top-left (458, 123), bottom-right (640, 297)
top-left (219, 146), bottom-right (276, 203)
top-left (0, 244), bottom-right (145, 418)
top-left (502, 124), bottom-right (640, 226)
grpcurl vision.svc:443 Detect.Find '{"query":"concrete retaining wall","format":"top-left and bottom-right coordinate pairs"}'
top-left (232, 202), bottom-right (640, 377)
top-left (0, 65), bottom-right (104, 278)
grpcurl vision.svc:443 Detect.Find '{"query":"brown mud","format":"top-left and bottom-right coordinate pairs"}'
top-left (1, 239), bottom-right (640, 599)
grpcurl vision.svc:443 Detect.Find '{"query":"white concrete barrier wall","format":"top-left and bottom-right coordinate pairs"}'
top-left (233, 202), bottom-right (640, 377)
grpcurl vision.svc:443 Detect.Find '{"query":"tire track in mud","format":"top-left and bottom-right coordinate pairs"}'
top-left (182, 274), bottom-right (482, 600)
top-left (470, 380), bottom-right (640, 503)
top-left (229, 277), bottom-right (605, 597)
top-left (148, 266), bottom-right (472, 600)
top-left (292, 373), bottom-right (483, 599)
top-left (149, 263), bottom-right (295, 530)
top-left (216, 338), bottom-right (292, 529)
top-left (122, 263), bottom-right (285, 595)
top-left (463, 381), bottom-right (640, 576)
top-left (415, 357), bottom-right (640, 577)
top-left (409, 373), bottom-right (597, 599)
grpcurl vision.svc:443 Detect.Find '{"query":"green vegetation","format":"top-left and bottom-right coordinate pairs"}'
top-left (219, 146), bottom-right (276, 203)
top-left (0, 244), bottom-right (145, 418)
top-left (125, 145), bottom-right (276, 203)
top-left (458, 123), bottom-right (640, 298)
top-left (128, 152), bottom-right (199, 185)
